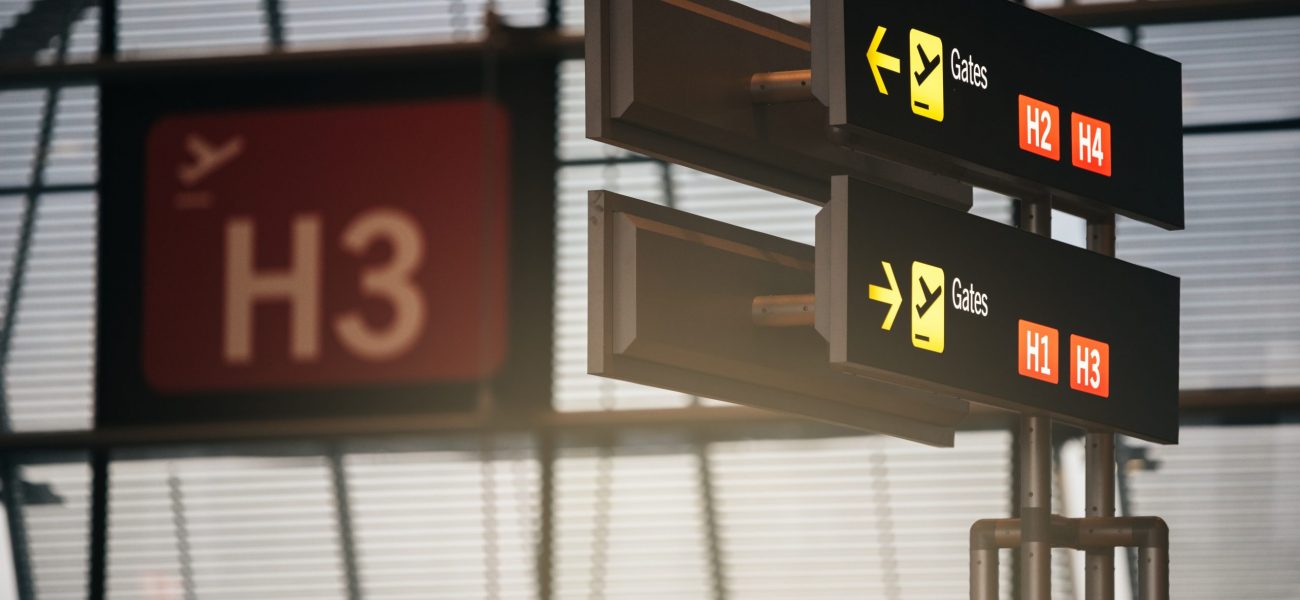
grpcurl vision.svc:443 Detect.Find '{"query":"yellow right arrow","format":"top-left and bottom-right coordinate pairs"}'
top-left (868, 260), bottom-right (902, 331)
top-left (866, 26), bottom-right (901, 95)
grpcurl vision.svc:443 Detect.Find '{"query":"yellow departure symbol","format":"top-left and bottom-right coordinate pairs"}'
top-left (868, 261), bottom-right (901, 331)
top-left (909, 29), bottom-right (944, 122)
top-left (911, 261), bottom-right (945, 353)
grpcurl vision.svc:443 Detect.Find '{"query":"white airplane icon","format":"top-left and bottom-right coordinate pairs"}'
top-left (177, 133), bottom-right (244, 186)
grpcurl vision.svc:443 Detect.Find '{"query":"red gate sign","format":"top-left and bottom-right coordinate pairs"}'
top-left (142, 99), bottom-right (510, 392)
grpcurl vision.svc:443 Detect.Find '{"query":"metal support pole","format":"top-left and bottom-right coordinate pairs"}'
top-left (694, 434), bottom-right (728, 600)
top-left (262, 0), bottom-right (286, 50)
top-left (969, 520), bottom-right (1003, 600)
top-left (98, 0), bottom-right (118, 60)
top-left (534, 432), bottom-right (556, 600)
top-left (88, 449), bottom-right (110, 600)
top-left (1086, 216), bottom-right (1117, 600)
top-left (1137, 517), bottom-right (1170, 600)
top-left (1017, 196), bottom-right (1053, 600)
top-left (166, 469), bottom-right (196, 600)
top-left (1085, 431), bottom-right (1116, 600)
top-left (1019, 416), bottom-right (1052, 600)
top-left (0, 458), bottom-right (33, 600)
top-left (327, 447), bottom-right (361, 600)
top-left (1139, 544), bottom-right (1169, 600)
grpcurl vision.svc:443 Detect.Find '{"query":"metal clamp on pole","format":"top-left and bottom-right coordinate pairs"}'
top-left (751, 294), bottom-right (815, 327)
top-left (750, 69), bottom-right (815, 104)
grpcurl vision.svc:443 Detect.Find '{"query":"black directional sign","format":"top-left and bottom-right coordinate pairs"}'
top-left (821, 177), bottom-right (1179, 443)
top-left (822, 0), bottom-right (1184, 229)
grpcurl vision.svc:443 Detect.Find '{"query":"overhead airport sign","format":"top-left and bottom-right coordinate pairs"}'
top-left (820, 0), bottom-right (1184, 229)
top-left (820, 177), bottom-right (1179, 443)
top-left (97, 48), bottom-right (558, 429)
top-left (586, 0), bottom-right (973, 210)
top-left (590, 190), bottom-right (969, 447)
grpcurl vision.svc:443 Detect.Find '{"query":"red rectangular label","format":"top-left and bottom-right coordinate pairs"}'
top-left (143, 100), bottom-right (510, 392)
top-left (1070, 335), bottom-right (1111, 398)
top-left (1018, 320), bottom-right (1059, 384)
top-left (1018, 95), bottom-right (1060, 161)
top-left (1071, 112), bottom-right (1112, 176)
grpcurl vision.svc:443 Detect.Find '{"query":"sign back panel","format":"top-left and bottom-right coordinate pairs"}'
top-left (823, 177), bottom-right (1179, 443)
top-left (589, 190), bottom-right (969, 447)
top-left (823, 0), bottom-right (1184, 229)
top-left (586, 0), bottom-right (973, 211)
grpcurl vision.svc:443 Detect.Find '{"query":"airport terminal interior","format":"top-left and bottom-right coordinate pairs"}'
top-left (0, 0), bottom-right (1297, 598)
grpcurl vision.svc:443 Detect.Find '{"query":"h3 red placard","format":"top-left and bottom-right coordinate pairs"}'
top-left (142, 100), bottom-right (510, 392)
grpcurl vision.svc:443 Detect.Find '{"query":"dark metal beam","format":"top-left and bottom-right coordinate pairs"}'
top-left (1047, 0), bottom-right (1300, 27)
top-left (1184, 118), bottom-right (1300, 135)
top-left (1, 0), bottom-right (1297, 89)
top-left (0, 183), bottom-right (96, 196)
top-left (1181, 387), bottom-right (1300, 412)
top-left (0, 386), bottom-right (1294, 455)
top-left (0, 29), bottom-right (582, 90)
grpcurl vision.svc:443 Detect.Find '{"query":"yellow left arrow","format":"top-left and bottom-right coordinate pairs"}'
top-left (866, 26), bottom-right (901, 95)
top-left (868, 260), bottom-right (902, 331)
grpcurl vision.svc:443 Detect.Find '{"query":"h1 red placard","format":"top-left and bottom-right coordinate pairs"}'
top-left (142, 99), bottom-right (509, 392)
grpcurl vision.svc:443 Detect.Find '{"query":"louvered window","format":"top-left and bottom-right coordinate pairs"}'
top-left (0, 2), bottom-right (1295, 600)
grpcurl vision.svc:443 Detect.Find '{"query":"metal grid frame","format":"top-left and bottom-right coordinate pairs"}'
top-left (0, 1), bottom-right (1295, 599)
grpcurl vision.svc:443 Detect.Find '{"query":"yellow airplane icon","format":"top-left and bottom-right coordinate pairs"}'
top-left (911, 261), bottom-right (945, 353)
top-left (909, 29), bottom-right (945, 122)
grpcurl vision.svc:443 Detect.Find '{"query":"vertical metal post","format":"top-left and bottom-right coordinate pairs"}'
top-left (1085, 431), bottom-right (1116, 600)
top-left (1144, 540), bottom-right (1175, 600)
top-left (0, 458), bottom-right (33, 600)
top-left (1086, 217), bottom-right (1117, 600)
top-left (88, 449), bottom-right (110, 600)
top-left (479, 435), bottom-right (500, 600)
top-left (0, 16), bottom-right (77, 598)
top-left (869, 449), bottom-right (901, 600)
top-left (328, 447), bottom-right (362, 600)
top-left (99, 0), bottom-right (119, 59)
top-left (1017, 197), bottom-right (1052, 600)
top-left (166, 468), bottom-right (197, 600)
top-left (969, 521), bottom-right (999, 600)
top-left (1115, 438), bottom-right (1140, 595)
top-left (1019, 416), bottom-right (1052, 600)
top-left (970, 546), bottom-right (998, 600)
top-left (534, 432), bottom-right (555, 600)
top-left (693, 434), bottom-right (728, 600)
top-left (262, 0), bottom-right (286, 50)
top-left (544, 0), bottom-right (561, 29)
